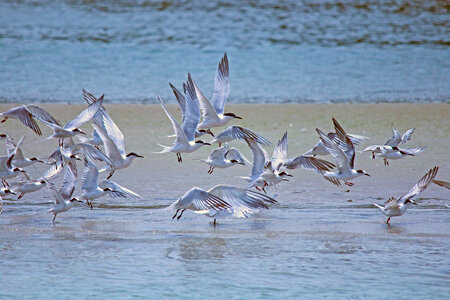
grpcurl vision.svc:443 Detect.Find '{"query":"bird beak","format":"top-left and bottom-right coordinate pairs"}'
top-left (286, 174), bottom-right (294, 177)
top-left (411, 201), bottom-right (418, 205)
top-left (365, 173), bottom-right (370, 176)
top-left (238, 162), bottom-right (245, 165)
top-left (207, 129), bottom-right (215, 137)
top-left (204, 143), bottom-right (211, 146)
top-left (235, 115), bottom-right (243, 120)
top-left (20, 170), bottom-right (27, 173)
top-left (283, 178), bottom-right (289, 182)
top-left (79, 130), bottom-right (87, 135)
top-left (136, 154), bottom-right (144, 158)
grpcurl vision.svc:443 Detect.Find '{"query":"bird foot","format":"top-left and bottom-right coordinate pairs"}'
top-left (345, 181), bottom-right (354, 186)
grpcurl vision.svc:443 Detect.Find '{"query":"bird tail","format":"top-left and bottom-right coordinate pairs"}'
top-left (372, 203), bottom-right (384, 211)
top-left (153, 144), bottom-right (171, 154)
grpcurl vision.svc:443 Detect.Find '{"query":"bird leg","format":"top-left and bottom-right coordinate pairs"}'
top-left (255, 186), bottom-right (261, 191)
top-left (172, 209), bottom-right (180, 219)
top-left (213, 218), bottom-right (217, 226)
top-left (262, 186), bottom-right (267, 194)
top-left (345, 181), bottom-right (354, 187)
top-left (264, 181), bottom-right (268, 187)
top-left (18, 193), bottom-right (24, 199)
top-left (219, 143), bottom-right (222, 147)
top-left (177, 209), bottom-right (186, 220)
top-left (52, 213), bottom-right (57, 222)
top-left (1, 117), bottom-right (8, 123)
top-left (384, 159), bottom-right (389, 166)
top-left (372, 152), bottom-right (375, 159)
top-left (2, 179), bottom-right (9, 188)
top-left (386, 217), bottom-right (391, 224)
top-left (107, 171), bottom-right (114, 180)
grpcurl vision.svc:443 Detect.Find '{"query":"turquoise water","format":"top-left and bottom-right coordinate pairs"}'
top-left (0, 0), bottom-right (449, 103)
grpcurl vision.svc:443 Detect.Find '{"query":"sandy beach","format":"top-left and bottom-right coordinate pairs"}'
top-left (1, 103), bottom-right (449, 298)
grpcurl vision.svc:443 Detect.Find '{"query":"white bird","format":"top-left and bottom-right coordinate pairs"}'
top-left (0, 146), bottom-right (27, 187)
top-left (363, 124), bottom-right (415, 159)
top-left (83, 89), bottom-right (144, 178)
top-left (201, 143), bottom-right (246, 174)
top-left (45, 164), bottom-right (82, 222)
top-left (373, 166), bottom-right (438, 224)
top-left (40, 97), bottom-right (103, 143)
top-left (5, 135), bottom-right (45, 168)
top-left (80, 158), bottom-right (141, 209)
top-left (0, 187), bottom-right (15, 197)
top-left (169, 82), bottom-right (214, 138)
top-left (0, 104), bottom-right (60, 136)
top-left (167, 186), bottom-right (232, 223)
top-left (192, 53), bottom-right (242, 132)
top-left (10, 163), bottom-right (62, 199)
top-left (316, 118), bottom-right (370, 187)
top-left (202, 185), bottom-right (277, 224)
top-left (157, 75), bottom-right (211, 162)
top-left (304, 133), bottom-right (368, 157)
top-left (210, 125), bottom-right (271, 147)
top-left (375, 145), bottom-right (425, 166)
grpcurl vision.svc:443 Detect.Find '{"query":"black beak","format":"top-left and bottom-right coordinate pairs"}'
top-left (238, 162), bottom-right (245, 165)
top-left (286, 174), bottom-right (294, 177)
top-left (204, 143), bottom-right (211, 146)
top-left (79, 130), bottom-right (87, 135)
top-left (207, 129), bottom-right (215, 137)
top-left (365, 173), bottom-right (370, 176)
top-left (136, 154), bottom-right (144, 158)
top-left (235, 115), bottom-right (243, 120)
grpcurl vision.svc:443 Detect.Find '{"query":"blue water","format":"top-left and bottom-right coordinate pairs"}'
top-left (0, 0), bottom-right (448, 103)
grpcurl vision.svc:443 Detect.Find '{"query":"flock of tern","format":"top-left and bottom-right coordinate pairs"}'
top-left (0, 53), bottom-right (446, 225)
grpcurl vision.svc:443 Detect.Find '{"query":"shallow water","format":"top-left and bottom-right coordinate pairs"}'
top-left (0, 103), bottom-right (449, 298)
top-left (0, 0), bottom-right (449, 103)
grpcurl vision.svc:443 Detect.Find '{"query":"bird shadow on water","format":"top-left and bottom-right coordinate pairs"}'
top-left (384, 224), bottom-right (405, 235)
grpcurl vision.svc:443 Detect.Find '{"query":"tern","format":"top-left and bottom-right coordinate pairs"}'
top-left (83, 90), bottom-right (144, 178)
top-left (80, 158), bottom-right (141, 209)
top-left (0, 187), bottom-right (15, 197)
top-left (192, 53), bottom-right (242, 132)
top-left (201, 143), bottom-right (246, 174)
top-left (203, 185), bottom-right (277, 224)
top-left (45, 164), bottom-right (82, 222)
top-left (375, 145), bottom-right (425, 166)
top-left (316, 118), bottom-right (370, 186)
top-left (169, 82), bottom-right (214, 138)
top-left (40, 97), bottom-right (103, 143)
top-left (157, 75), bottom-right (210, 162)
top-left (210, 125), bottom-right (271, 147)
top-left (0, 144), bottom-right (27, 187)
top-left (4, 135), bottom-right (45, 167)
top-left (167, 186), bottom-right (232, 223)
top-left (0, 104), bottom-right (60, 136)
top-left (77, 128), bottom-right (103, 149)
top-left (373, 166), bottom-right (438, 224)
top-left (10, 163), bottom-right (62, 199)
top-left (363, 124), bottom-right (415, 159)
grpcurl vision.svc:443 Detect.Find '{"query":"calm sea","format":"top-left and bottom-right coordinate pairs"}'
top-left (0, 0), bottom-right (448, 104)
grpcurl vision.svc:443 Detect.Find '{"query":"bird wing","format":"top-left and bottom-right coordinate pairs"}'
top-left (210, 53), bottom-right (230, 115)
top-left (59, 161), bottom-right (78, 200)
top-left (181, 74), bottom-right (201, 142)
top-left (245, 138), bottom-right (268, 181)
top-left (362, 145), bottom-right (383, 152)
top-left (400, 146), bottom-right (426, 155)
top-left (401, 128), bottom-right (415, 144)
top-left (41, 163), bottom-right (63, 181)
top-left (45, 179), bottom-right (65, 206)
top-left (190, 74), bottom-right (220, 122)
top-left (26, 104), bottom-right (61, 126)
top-left (347, 133), bottom-right (369, 145)
top-left (332, 118), bottom-right (356, 169)
top-left (169, 83), bottom-right (186, 123)
top-left (92, 123), bottom-right (125, 162)
top-left (158, 96), bottom-right (189, 146)
top-left (99, 180), bottom-right (141, 198)
top-left (225, 147), bottom-right (246, 163)
top-left (81, 158), bottom-right (99, 193)
top-left (384, 196), bottom-right (400, 209)
top-left (71, 143), bottom-right (114, 168)
top-left (171, 187), bottom-right (231, 212)
top-left (433, 180), bottom-right (450, 189)
top-left (64, 96), bottom-right (103, 130)
top-left (384, 124), bottom-right (402, 146)
top-left (271, 132), bottom-right (288, 171)
top-left (316, 128), bottom-right (350, 173)
top-left (1, 105), bottom-right (42, 135)
top-left (6, 135), bottom-right (25, 161)
top-left (398, 166), bottom-right (439, 203)
top-left (207, 185), bottom-right (277, 219)
top-left (284, 155), bottom-right (335, 171)
top-left (208, 145), bottom-right (228, 161)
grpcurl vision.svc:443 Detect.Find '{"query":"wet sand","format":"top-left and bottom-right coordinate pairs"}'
top-left (0, 103), bottom-right (449, 299)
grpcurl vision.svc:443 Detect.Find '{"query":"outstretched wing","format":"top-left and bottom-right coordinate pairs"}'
top-left (213, 126), bottom-right (271, 146)
top-left (316, 128), bottom-right (349, 173)
top-left (245, 138), bottom-right (269, 181)
top-left (398, 166), bottom-right (439, 203)
top-left (210, 53), bottom-right (230, 115)
top-left (169, 187), bottom-right (231, 212)
top-left (270, 132), bottom-right (288, 171)
top-left (64, 97), bottom-right (103, 130)
top-left (332, 118), bottom-right (356, 169)
top-left (401, 128), bottom-right (415, 144)
top-left (81, 158), bottom-right (99, 193)
top-left (59, 161), bottom-right (78, 200)
top-left (181, 74), bottom-right (201, 142)
top-left (384, 124), bottom-right (402, 146)
top-left (169, 83), bottom-right (186, 123)
top-left (1, 105), bottom-right (42, 135)
top-left (384, 196), bottom-right (400, 209)
top-left (26, 104), bottom-right (61, 126)
top-left (225, 147), bottom-right (246, 164)
top-left (283, 155), bottom-right (335, 171)
top-left (158, 96), bottom-right (188, 146)
top-left (99, 180), bottom-right (141, 198)
top-left (190, 74), bottom-right (219, 123)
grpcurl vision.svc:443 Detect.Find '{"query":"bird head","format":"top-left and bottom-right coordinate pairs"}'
top-left (13, 168), bottom-right (26, 173)
top-left (126, 152), bottom-right (144, 158)
top-left (357, 170), bottom-right (370, 176)
top-left (102, 187), bottom-right (113, 192)
top-left (404, 199), bottom-right (418, 206)
top-left (198, 129), bottom-right (215, 137)
top-left (70, 197), bottom-right (83, 203)
top-left (223, 113), bottom-right (242, 120)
